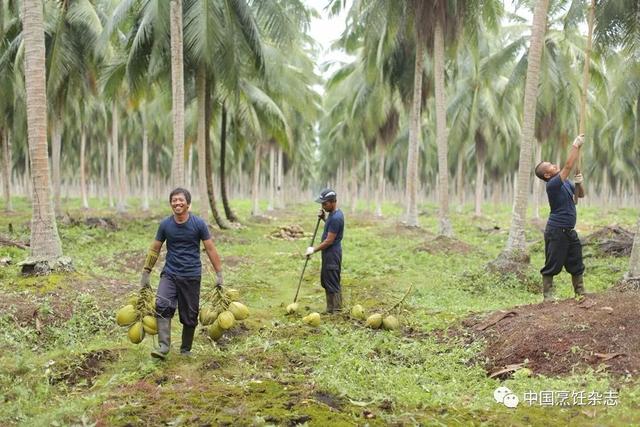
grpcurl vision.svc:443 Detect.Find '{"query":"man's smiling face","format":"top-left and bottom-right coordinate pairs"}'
top-left (170, 193), bottom-right (189, 215)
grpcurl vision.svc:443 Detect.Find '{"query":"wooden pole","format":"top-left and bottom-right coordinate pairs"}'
top-left (577, 0), bottom-right (596, 174)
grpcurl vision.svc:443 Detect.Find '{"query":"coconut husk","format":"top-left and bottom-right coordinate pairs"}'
top-left (268, 224), bottom-right (308, 240)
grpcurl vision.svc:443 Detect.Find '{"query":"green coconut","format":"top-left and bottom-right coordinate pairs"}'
top-left (208, 320), bottom-right (224, 341)
top-left (302, 312), bottom-right (321, 327)
top-left (126, 295), bottom-right (139, 307)
top-left (382, 315), bottom-right (400, 331)
top-left (128, 321), bottom-right (145, 344)
top-left (217, 311), bottom-right (236, 330)
top-left (286, 302), bottom-right (299, 314)
top-left (199, 308), bottom-right (219, 326)
top-left (142, 315), bottom-right (158, 335)
top-left (229, 302), bottom-right (250, 320)
top-left (224, 288), bottom-right (241, 301)
top-left (350, 304), bottom-right (366, 320)
top-left (116, 305), bottom-right (138, 327)
top-left (365, 313), bottom-right (383, 329)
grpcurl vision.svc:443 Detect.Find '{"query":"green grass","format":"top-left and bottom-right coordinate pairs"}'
top-left (0, 197), bottom-right (638, 425)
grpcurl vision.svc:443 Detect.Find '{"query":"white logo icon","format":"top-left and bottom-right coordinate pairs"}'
top-left (494, 386), bottom-right (519, 408)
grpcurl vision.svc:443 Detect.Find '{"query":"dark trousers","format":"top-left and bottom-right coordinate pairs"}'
top-left (155, 273), bottom-right (201, 327)
top-left (321, 250), bottom-right (342, 294)
top-left (541, 227), bottom-right (585, 277)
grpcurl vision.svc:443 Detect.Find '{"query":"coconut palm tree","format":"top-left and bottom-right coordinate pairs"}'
top-left (499, 0), bottom-right (550, 263)
top-left (21, 0), bottom-right (63, 265)
top-left (170, 0), bottom-right (185, 187)
top-left (594, 0), bottom-right (640, 280)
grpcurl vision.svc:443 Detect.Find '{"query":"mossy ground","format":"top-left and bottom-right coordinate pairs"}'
top-left (0, 196), bottom-right (638, 426)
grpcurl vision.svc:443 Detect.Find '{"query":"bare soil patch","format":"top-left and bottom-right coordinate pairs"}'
top-left (415, 235), bottom-right (474, 255)
top-left (462, 291), bottom-right (640, 377)
top-left (49, 349), bottom-right (118, 388)
top-left (1, 276), bottom-right (136, 328)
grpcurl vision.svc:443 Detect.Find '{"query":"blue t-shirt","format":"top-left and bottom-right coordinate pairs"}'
top-left (155, 214), bottom-right (211, 277)
top-left (546, 174), bottom-right (577, 229)
top-left (322, 209), bottom-right (344, 254)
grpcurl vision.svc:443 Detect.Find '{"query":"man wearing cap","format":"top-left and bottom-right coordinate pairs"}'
top-left (305, 189), bottom-right (345, 313)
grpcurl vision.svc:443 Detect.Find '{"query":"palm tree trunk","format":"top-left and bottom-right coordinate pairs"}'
top-left (251, 142), bottom-right (262, 216)
top-left (375, 145), bottom-right (386, 218)
top-left (170, 0), bottom-right (185, 187)
top-left (434, 19), bottom-right (452, 236)
top-left (364, 146), bottom-right (371, 212)
top-left (120, 136), bottom-right (128, 210)
top-left (629, 215), bottom-right (640, 278)
top-left (187, 143), bottom-right (194, 189)
top-left (502, 0), bottom-right (550, 259)
top-left (267, 143), bottom-right (275, 211)
top-left (112, 102), bottom-right (124, 213)
top-left (456, 153), bottom-right (464, 212)
top-left (80, 127), bottom-right (88, 209)
top-left (220, 104), bottom-right (238, 222)
top-left (22, 0), bottom-right (63, 261)
top-left (533, 140), bottom-right (542, 219)
top-left (350, 159), bottom-right (357, 214)
top-left (405, 35), bottom-right (424, 227)
top-left (196, 66), bottom-right (209, 218)
top-left (107, 133), bottom-right (113, 207)
top-left (276, 146), bottom-right (283, 209)
top-left (142, 123), bottom-right (149, 211)
top-left (1, 128), bottom-right (12, 211)
top-left (474, 159), bottom-right (485, 217)
top-left (51, 112), bottom-right (62, 215)
top-left (204, 76), bottom-right (228, 229)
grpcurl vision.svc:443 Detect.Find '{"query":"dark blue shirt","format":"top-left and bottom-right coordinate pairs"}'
top-left (546, 174), bottom-right (577, 229)
top-left (322, 209), bottom-right (344, 254)
top-left (155, 214), bottom-right (211, 277)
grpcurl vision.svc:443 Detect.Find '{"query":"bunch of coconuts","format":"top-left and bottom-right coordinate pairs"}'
top-left (115, 286), bottom-right (158, 344)
top-left (350, 286), bottom-right (412, 331)
top-left (199, 286), bottom-right (249, 341)
top-left (350, 304), bottom-right (400, 331)
top-left (285, 302), bottom-right (322, 327)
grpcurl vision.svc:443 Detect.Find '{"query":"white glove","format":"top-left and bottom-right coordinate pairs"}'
top-left (574, 173), bottom-right (583, 184)
top-left (572, 134), bottom-right (585, 148)
top-left (305, 247), bottom-right (315, 257)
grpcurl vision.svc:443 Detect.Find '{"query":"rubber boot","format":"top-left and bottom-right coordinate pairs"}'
top-left (542, 275), bottom-right (555, 302)
top-left (151, 317), bottom-right (171, 360)
top-left (332, 291), bottom-right (343, 313)
top-left (323, 290), bottom-right (333, 314)
top-left (572, 274), bottom-right (585, 298)
top-left (180, 325), bottom-right (196, 356)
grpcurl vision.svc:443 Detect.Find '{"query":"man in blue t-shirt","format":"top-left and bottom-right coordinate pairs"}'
top-left (140, 188), bottom-right (224, 359)
top-left (534, 135), bottom-right (586, 301)
top-left (305, 189), bottom-right (345, 313)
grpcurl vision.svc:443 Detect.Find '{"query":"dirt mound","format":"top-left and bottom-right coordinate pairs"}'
top-left (269, 225), bottom-right (308, 240)
top-left (415, 235), bottom-right (473, 255)
top-left (463, 292), bottom-right (640, 377)
top-left (583, 225), bottom-right (634, 257)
